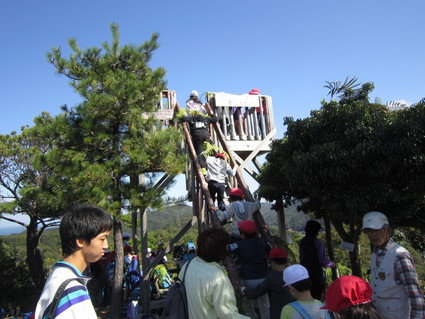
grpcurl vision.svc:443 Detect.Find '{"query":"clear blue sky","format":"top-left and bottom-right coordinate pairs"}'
top-left (1, 1), bottom-right (424, 213)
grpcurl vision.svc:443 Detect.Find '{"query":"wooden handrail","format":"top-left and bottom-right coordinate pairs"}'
top-left (180, 120), bottom-right (242, 289)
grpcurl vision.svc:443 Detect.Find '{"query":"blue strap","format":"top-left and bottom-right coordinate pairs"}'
top-left (289, 301), bottom-right (330, 319)
top-left (325, 309), bottom-right (330, 319)
top-left (47, 278), bottom-right (85, 319)
top-left (289, 301), bottom-right (313, 319)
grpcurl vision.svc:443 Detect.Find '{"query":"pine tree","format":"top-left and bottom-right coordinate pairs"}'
top-left (0, 113), bottom-right (71, 290)
top-left (47, 24), bottom-right (185, 317)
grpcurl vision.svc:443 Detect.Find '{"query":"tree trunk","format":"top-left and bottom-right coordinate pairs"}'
top-left (108, 218), bottom-right (124, 319)
top-left (131, 209), bottom-right (138, 254)
top-left (276, 198), bottom-right (288, 243)
top-left (332, 219), bottom-right (362, 277)
top-left (324, 216), bottom-right (338, 281)
top-left (26, 218), bottom-right (46, 290)
top-left (349, 245), bottom-right (362, 277)
top-left (140, 207), bottom-right (151, 316)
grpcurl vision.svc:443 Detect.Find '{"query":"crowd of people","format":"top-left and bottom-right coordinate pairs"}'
top-left (178, 91), bottom-right (423, 318)
top-left (177, 211), bottom-right (424, 319)
top-left (30, 202), bottom-right (424, 319)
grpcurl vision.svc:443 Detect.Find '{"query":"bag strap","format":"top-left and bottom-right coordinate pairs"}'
top-left (289, 301), bottom-right (313, 319)
top-left (181, 257), bottom-right (194, 284)
top-left (181, 258), bottom-right (194, 318)
top-left (324, 309), bottom-right (331, 319)
top-left (47, 277), bottom-right (85, 319)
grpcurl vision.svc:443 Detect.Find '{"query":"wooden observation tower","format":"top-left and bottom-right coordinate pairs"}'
top-left (139, 90), bottom-right (277, 316)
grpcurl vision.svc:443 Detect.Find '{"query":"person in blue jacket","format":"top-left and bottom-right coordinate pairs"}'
top-left (228, 220), bottom-right (272, 319)
top-left (243, 247), bottom-right (294, 319)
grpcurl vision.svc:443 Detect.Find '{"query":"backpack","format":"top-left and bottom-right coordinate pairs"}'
top-left (125, 256), bottom-right (142, 291)
top-left (153, 264), bottom-right (172, 289)
top-left (160, 258), bottom-right (194, 319)
top-left (172, 245), bottom-right (185, 260)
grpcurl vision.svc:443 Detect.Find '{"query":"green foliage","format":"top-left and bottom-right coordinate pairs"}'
top-left (176, 108), bottom-right (187, 119)
top-left (259, 80), bottom-right (425, 275)
top-left (325, 264), bottom-right (352, 286)
top-left (0, 240), bottom-right (36, 308)
top-left (0, 114), bottom-right (68, 289)
top-left (203, 142), bottom-right (230, 163)
top-left (324, 76), bottom-right (362, 99)
top-left (317, 227), bottom-right (371, 278)
top-left (2, 24), bottom-right (188, 299)
top-left (45, 25), bottom-right (187, 316)
top-left (45, 23), bottom-right (185, 205)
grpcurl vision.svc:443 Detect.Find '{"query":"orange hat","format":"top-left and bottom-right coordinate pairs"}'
top-left (215, 153), bottom-right (226, 160)
top-left (321, 275), bottom-right (373, 312)
top-left (269, 247), bottom-right (288, 259)
top-left (237, 220), bottom-right (257, 235)
top-left (229, 187), bottom-right (243, 198)
top-left (249, 88), bottom-right (261, 95)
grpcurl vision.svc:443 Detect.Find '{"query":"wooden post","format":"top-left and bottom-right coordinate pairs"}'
top-left (276, 197), bottom-right (288, 243)
top-left (140, 207), bottom-right (151, 317)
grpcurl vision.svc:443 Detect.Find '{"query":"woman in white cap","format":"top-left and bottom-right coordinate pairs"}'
top-left (186, 90), bottom-right (206, 113)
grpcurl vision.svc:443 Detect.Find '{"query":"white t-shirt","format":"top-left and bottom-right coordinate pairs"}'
top-left (35, 261), bottom-right (97, 319)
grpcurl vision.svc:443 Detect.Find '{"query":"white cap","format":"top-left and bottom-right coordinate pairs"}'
top-left (147, 248), bottom-right (152, 253)
top-left (362, 211), bottom-right (389, 230)
top-left (190, 90), bottom-right (198, 97)
top-left (283, 264), bottom-right (309, 286)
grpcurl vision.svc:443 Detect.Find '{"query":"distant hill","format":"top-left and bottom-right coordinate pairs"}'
top-left (0, 202), bottom-right (310, 236)
top-left (0, 202), bottom-right (311, 238)
top-left (0, 201), bottom-right (311, 263)
top-left (0, 225), bottom-right (26, 236)
top-left (149, 202), bottom-right (310, 232)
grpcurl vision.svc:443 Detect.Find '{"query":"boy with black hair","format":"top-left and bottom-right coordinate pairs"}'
top-left (35, 205), bottom-right (112, 319)
top-left (280, 264), bottom-right (329, 319)
top-left (229, 220), bottom-right (272, 319)
top-left (243, 247), bottom-right (294, 319)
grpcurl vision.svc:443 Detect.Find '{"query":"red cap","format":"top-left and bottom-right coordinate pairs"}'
top-left (229, 187), bottom-right (244, 198)
top-left (321, 275), bottom-right (373, 312)
top-left (269, 247), bottom-right (288, 259)
top-left (215, 153), bottom-right (226, 160)
top-left (237, 220), bottom-right (257, 235)
top-left (249, 88), bottom-right (261, 95)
